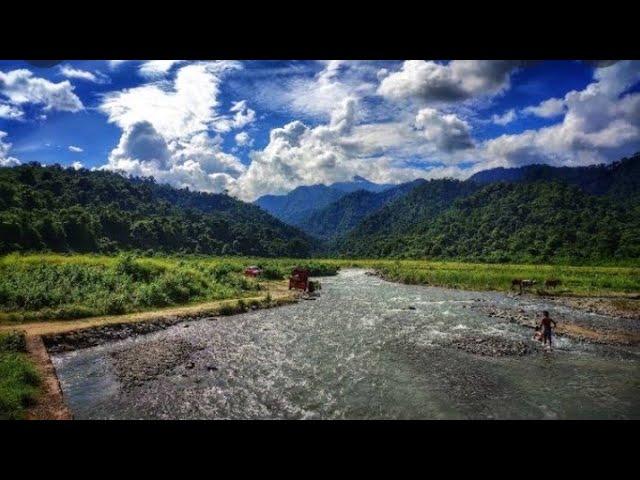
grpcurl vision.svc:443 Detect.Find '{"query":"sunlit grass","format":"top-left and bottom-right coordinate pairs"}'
top-left (0, 253), bottom-right (338, 324)
top-left (325, 258), bottom-right (640, 296)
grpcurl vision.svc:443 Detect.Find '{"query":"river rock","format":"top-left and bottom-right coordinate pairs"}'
top-left (110, 338), bottom-right (196, 390)
top-left (441, 335), bottom-right (536, 357)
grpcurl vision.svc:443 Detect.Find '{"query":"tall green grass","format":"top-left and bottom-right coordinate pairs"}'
top-left (0, 332), bottom-right (40, 420)
top-left (0, 254), bottom-right (339, 323)
top-left (329, 258), bottom-right (640, 296)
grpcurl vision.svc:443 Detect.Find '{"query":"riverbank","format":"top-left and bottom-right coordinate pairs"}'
top-left (2, 280), bottom-right (301, 420)
top-left (42, 291), bottom-right (299, 354)
top-left (369, 268), bottom-right (640, 345)
top-left (368, 260), bottom-right (639, 295)
top-left (2, 254), bottom-right (637, 326)
top-left (362, 262), bottom-right (640, 318)
top-left (467, 300), bottom-right (640, 346)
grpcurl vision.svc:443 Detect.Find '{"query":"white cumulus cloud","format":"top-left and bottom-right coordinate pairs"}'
top-left (99, 62), bottom-right (247, 193)
top-left (415, 108), bottom-right (474, 152)
top-left (0, 102), bottom-right (24, 120)
top-left (212, 100), bottom-right (256, 132)
top-left (491, 109), bottom-right (517, 125)
top-left (0, 69), bottom-right (83, 112)
top-left (68, 145), bottom-right (83, 153)
top-left (235, 97), bottom-right (473, 200)
top-left (235, 131), bottom-right (253, 147)
top-left (480, 60), bottom-right (640, 169)
top-left (138, 60), bottom-right (186, 79)
top-left (59, 64), bottom-right (110, 84)
top-left (523, 97), bottom-right (566, 118)
top-left (378, 60), bottom-right (522, 104)
top-left (0, 131), bottom-right (20, 167)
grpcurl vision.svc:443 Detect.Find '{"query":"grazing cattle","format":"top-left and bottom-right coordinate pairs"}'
top-left (511, 279), bottom-right (537, 294)
top-left (545, 279), bottom-right (561, 289)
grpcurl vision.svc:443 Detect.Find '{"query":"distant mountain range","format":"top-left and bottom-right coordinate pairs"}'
top-left (254, 176), bottom-right (393, 226)
top-left (2, 153), bottom-right (638, 263)
top-left (468, 156), bottom-right (640, 199)
top-left (334, 153), bottom-right (640, 262)
top-left (298, 179), bottom-right (426, 239)
top-left (256, 154), bottom-right (640, 261)
top-left (259, 153), bottom-right (640, 263)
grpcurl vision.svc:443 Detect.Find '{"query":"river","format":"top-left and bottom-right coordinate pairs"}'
top-left (52, 269), bottom-right (640, 419)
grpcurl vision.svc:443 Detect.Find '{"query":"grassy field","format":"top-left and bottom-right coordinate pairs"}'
top-left (0, 254), bottom-right (338, 324)
top-left (315, 258), bottom-right (640, 297)
top-left (1, 254), bottom-right (638, 326)
top-left (0, 332), bottom-right (40, 419)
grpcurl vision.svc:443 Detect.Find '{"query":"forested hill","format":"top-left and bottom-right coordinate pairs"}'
top-left (335, 180), bottom-right (640, 263)
top-left (299, 179), bottom-right (426, 240)
top-left (469, 152), bottom-right (640, 199)
top-left (255, 184), bottom-right (346, 226)
top-left (0, 163), bottom-right (315, 257)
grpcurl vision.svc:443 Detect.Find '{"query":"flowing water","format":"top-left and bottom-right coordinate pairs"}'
top-left (52, 269), bottom-right (640, 419)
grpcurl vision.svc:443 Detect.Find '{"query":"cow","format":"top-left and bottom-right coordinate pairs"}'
top-left (544, 279), bottom-right (561, 289)
top-left (511, 279), bottom-right (537, 294)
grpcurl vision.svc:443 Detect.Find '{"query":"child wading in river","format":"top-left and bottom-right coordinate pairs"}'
top-left (540, 310), bottom-right (557, 350)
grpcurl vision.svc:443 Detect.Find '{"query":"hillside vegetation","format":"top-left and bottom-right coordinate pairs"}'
top-left (0, 163), bottom-right (314, 257)
top-left (0, 254), bottom-right (338, 324)
top-left (335, 155), bottom-right (640, 264)
top-left (1, 154), bottom-right (638, 265)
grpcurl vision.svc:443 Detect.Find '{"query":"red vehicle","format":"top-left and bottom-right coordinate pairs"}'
top-left (244, 266), bottom-right (262, 277)
top-left (288, 267), bottom-right (310, 291)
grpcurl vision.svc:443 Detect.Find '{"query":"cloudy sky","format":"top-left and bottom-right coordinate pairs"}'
top-left (1, 60), bottom-right (639, 200)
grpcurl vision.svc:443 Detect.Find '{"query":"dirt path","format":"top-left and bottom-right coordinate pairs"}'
top-left (24, 335), bottom-right (72, 420)
top-left (1, 281), bottom-right (295, 337)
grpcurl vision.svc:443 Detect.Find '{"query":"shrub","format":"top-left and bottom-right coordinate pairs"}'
top-left (113, 255), bottom-right (160, 282)
top-left (218, 304), bottom-right (236, 316)
top-left (0, 331), bottom-right (26, 353)
top-left (261, 266), bottom-right (284, 280)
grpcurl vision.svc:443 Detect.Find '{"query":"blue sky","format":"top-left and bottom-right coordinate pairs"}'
top-left (1, 60), bottom-right (639, 200)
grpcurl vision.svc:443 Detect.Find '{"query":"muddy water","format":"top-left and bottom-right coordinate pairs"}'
top-left (52, 270), bottom-right (640, 419)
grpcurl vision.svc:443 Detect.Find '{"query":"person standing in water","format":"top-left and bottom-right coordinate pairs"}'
top-left (540, 310), bottom-right (557, 350)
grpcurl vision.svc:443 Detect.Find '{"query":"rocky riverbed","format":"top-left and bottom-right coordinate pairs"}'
top-left (438, 334), bottom-right (538, 357)
top-left (110, 336), bottom-right (205, 391)
top-left (51, 269), bottom-right (640, 420)
top-left (44, 317), bottom-right (184, 354)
